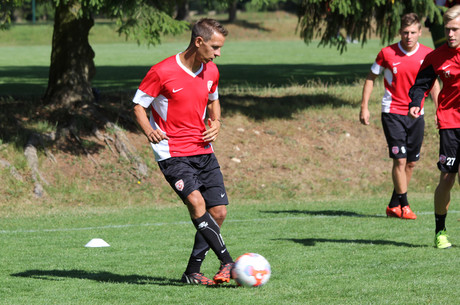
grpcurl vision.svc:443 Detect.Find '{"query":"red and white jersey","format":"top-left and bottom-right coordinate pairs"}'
top-left (412, 43), bottom-right (460, 129)
top-left (133, 54), bottom-right (219, 161)
top-left (371, 42), bottom-right (433, 115)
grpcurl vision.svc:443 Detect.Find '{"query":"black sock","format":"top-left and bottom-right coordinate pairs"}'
top-left (185, 232), bottom-right (210, 275)
top-left (435, 213), bottom-right (447, 234)
top-left (388, 190), bottom-right (399, 208)
top-left (398, 192), bottom-right (409, 207)
top-left (192, 212), bottom-right (233, 264)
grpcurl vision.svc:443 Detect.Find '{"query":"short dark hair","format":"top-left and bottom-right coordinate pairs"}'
top-left (190, 18), bottom-right (228, 43)
top-left (400, 13), bottom-right (421, 30)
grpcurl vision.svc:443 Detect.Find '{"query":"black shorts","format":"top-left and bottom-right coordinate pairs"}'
top-left (381, 113), bottom-right (425, 162)
top-left (158, 153), bottom-right (229, 207)
top-left (438, 129), bottom-right (460, 173)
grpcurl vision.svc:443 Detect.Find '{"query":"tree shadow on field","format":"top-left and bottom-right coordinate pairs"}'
top-left (11, 269), bottom-right (185, 286)
top-left (221, 93), bottom-right (354, 121)
top-left (262, 209), bottom-right (383, 218)
top-left (276, 238), bottom-right (428, 248)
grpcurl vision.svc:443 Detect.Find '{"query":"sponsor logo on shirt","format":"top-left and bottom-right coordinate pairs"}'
top-left (172, 88), bottom-right (184, 93)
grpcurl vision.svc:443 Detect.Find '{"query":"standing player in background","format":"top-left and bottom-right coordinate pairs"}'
top-left (409, 5), bottom-right (460, 249)
top-left (359, 13), bottom-right (440, 219)
top-left (133, 18), bottom-right (234, 284)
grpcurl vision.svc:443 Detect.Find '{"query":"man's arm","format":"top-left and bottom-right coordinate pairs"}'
top-left (203, 99), bottom-right (221, 142)
top-left (359, 72), bottom-right (379, 125)
top-left (408, 65), bottom-right (438, 118)
top-left (133, 103), bottom-right (169, 144)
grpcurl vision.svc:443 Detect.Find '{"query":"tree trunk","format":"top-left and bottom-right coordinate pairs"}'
top-left (175, 0), bottom-right (189, 21)
top-left (228, 0), bottom-right (237, 22)
top-left (43, 0), bottom-right (95, 112)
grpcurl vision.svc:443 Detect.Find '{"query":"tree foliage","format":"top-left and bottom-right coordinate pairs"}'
top-left (297, 0), bottom-right (444, 53)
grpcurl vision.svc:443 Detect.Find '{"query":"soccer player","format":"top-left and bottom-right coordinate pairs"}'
top-left (359, 13), bottom-right (440, 220)
top-left (409, 5), bottom-right (460, 249)
top-left (133, 18), bottom-right (234, 284)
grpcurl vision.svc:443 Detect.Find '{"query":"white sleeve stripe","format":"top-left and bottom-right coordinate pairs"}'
top-left (208, 86), bottom-right (218, 101)
top-left (370, 62), bottom-right (383, 75)
top-left (133, 89), bottom-right (155, 108)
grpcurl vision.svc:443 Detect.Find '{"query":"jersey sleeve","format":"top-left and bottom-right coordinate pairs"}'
top-left (208, 68), bottom-right (220, 101)
top-left (408, 63), bottom-right (437, 109)
top-left (370, 50), bottom-right (385, 75)
top-left (138, 67), bottom-right (162, 98)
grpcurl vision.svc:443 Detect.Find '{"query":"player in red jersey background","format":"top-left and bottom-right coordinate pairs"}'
top-left (410, 5), bottom-right (460, 249)
top-left (360, 13), bottom-right (440, 220)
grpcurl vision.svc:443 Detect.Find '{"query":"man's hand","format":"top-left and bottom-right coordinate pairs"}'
top-left (408, 106), bottom-right (421, 119)
top-left (203, 118), bottom-right (221, 142)
top-left (359, 108), bottom-right (370, 125)
top-left (147, 129), bottom-right (169, 144)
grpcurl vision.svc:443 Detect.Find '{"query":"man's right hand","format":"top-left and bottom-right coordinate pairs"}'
top-left (360, 108), bottom-right (370, 125)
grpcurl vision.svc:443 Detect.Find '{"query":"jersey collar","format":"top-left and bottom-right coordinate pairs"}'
top-left (398, 41), bottom-right (419, 56)
top-left (176, 53), bottom-right (203, 77)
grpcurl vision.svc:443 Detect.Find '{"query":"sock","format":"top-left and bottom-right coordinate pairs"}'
top-left (435, 213), bottom-right (447, 234)
top-left (397, 192), bottom-right (409, 208)
top-left (192, 212), bottom-right (233, 264)
top-left (388, 190), bottom-right (399, 208)
top-left (185, 232), bottom-right (210, 275)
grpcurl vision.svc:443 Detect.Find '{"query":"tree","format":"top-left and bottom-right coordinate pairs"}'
top-left (2, 0), bottom-right (188, 115)
top-left (296, 0), bottom-right (444, 53)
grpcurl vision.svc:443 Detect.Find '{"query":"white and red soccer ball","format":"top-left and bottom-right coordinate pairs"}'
top-left (232, 253), bottom-right (271, 287)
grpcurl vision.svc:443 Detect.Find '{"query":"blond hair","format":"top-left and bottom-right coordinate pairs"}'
top-left (444, 5), bottom-right (460, 24)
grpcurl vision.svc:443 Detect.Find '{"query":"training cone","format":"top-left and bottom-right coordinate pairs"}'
top-left (85, 238), bottom-right (110, 248)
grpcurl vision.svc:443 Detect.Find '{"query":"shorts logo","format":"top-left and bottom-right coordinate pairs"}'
top-left (207, 80), bottom-right (213, 91)
top-left (392, 146), bottom-right (399, 155)
top-left (175, 179), bottom-right (184, 191)
top-left (439, 154), bottom-right (447, 164)
top-left (198, 221), bottom-right (208, 230)
top-left (401, 146), bottom-right (406, 154)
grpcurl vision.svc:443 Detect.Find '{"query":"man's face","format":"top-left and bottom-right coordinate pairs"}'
top-left (399, 24), bottom-right (421, 52)
top-left (445, 16), bottom-right (460, 48)
top-left (196, 32), bottom-right (226, 64)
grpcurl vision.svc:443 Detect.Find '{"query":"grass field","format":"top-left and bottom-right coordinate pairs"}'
top-left (1, 197), bottom-right (460, 304)
top-left (1, 11), bottom-right (460, 304)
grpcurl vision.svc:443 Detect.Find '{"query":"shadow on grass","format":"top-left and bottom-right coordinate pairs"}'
top-left (11, 269), bottom-right (183, 286)
top-left (276, 238), bottom-right (428, 248)
top-left (261, 209), bottom-right (383, 218)
top-left (0, 63), bottom-right (369, 97)
top-left (0, 63), bottom-right (364, 151)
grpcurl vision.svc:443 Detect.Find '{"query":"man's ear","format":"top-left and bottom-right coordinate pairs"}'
top-left (195, 36), bottom-right (204, 48)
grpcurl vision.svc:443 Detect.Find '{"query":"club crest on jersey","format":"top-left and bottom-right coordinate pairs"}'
top-left (443, 70), bottom-right (451, 78)
top-left (175, 179), bottom-right (184, 191)
top-left (207, 80), bottom-right (213, 92)
top-left (393, 67), bottom-right (397, 74)
top-left (392, 146), bottom-right (399, 155)
top-left (439, 154), bottom-right (447, 164)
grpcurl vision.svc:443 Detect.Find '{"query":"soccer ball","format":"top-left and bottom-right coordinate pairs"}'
top-left (232, 253), bottom-right (271, 287)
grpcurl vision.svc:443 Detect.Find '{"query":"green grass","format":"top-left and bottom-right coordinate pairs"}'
top-left (1, 197), bottom-right (460, 304)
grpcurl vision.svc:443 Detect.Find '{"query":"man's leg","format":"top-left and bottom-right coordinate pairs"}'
top-left (186, 191), bottom-right (233, 281)
top-left (184, 205), bottom-right (227, 276)
top-left (389, 158), bottom-right (416, 219)
top-left (434, 172), bottom-right (456, 249)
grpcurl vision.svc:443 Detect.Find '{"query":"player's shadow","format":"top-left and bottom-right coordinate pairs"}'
top-left (276, 238), bottom-right (428, 248)
top-left (261, 209), bottom-right (383, 218)
top-left (11, 269), bottom-right (183, 286)
top-left (11, 269), bottom-right (239, 288)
